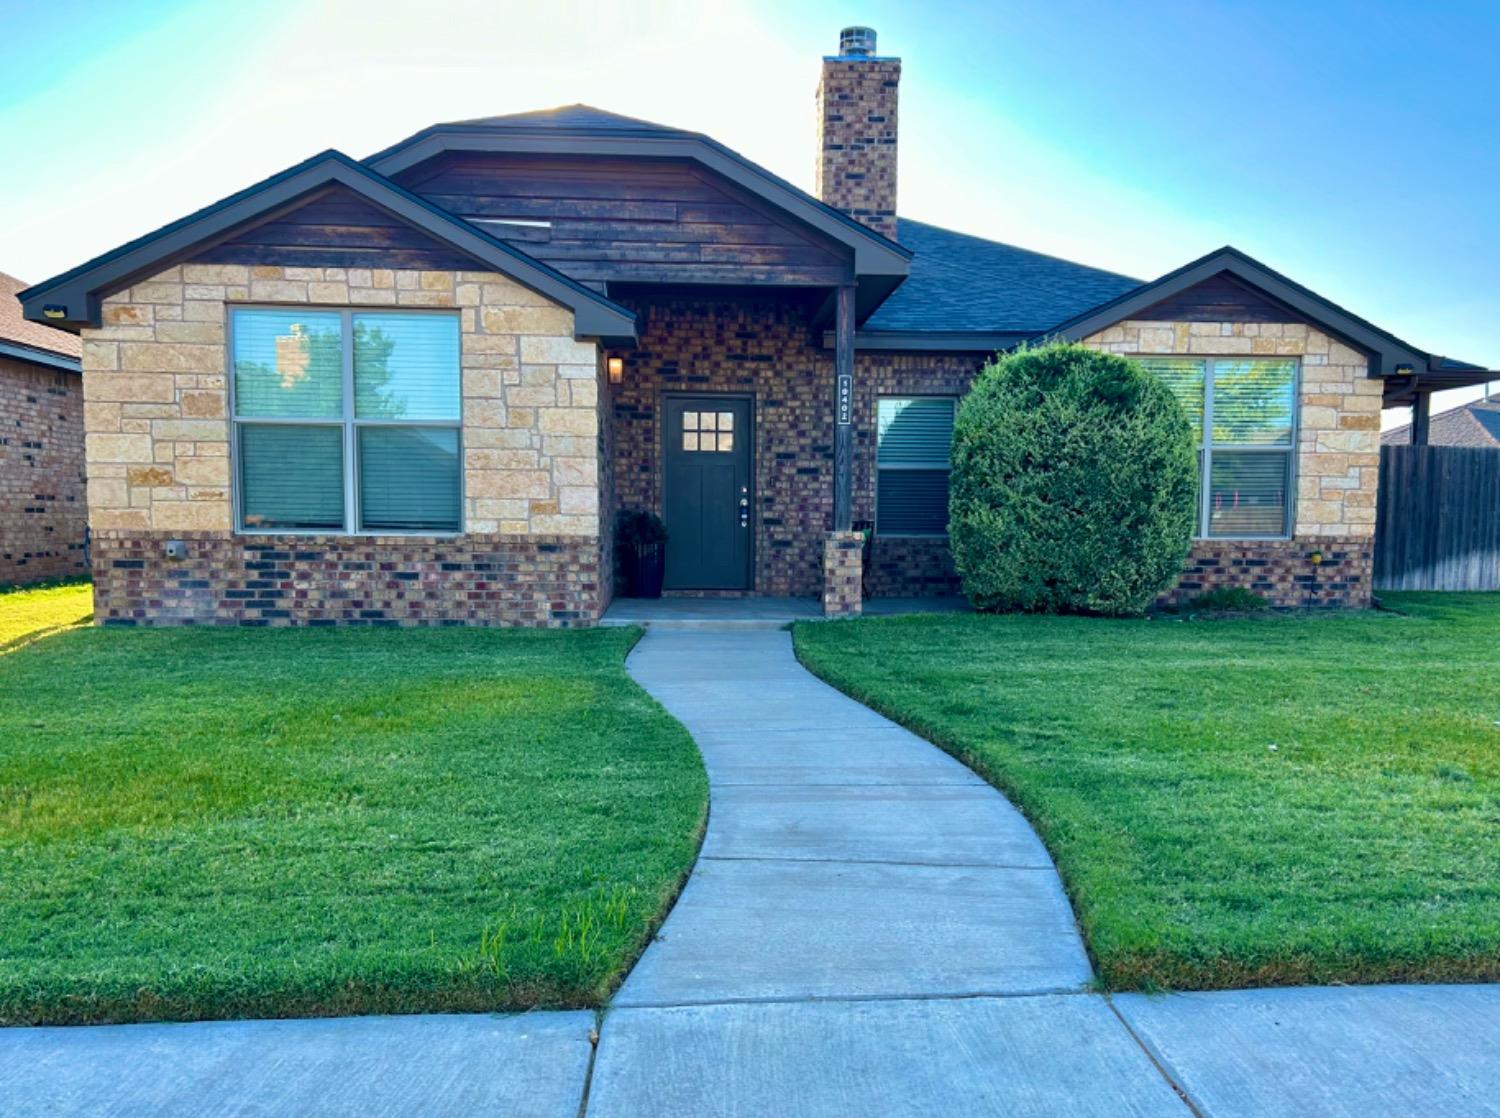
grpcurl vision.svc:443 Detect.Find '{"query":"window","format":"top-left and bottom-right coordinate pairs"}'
top-left (877, 396), bottom-right (956, 536)
top-left (682, 409), bottom-right (735, 453)
top-left (231, 308), bottom-right (462, 534)
top-left (1136, 356), bottom-right (1297, 538)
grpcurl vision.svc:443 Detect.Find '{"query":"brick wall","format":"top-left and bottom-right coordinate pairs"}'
top-left (608, 295), bottom-right (981, 597)
top-left (0, 357), bottom-right (87, 584)
top-left (92, 531), bottom-right (601, 627)
top-left (1084, 320), bottom-right (1380, 608)
top-left (79, 263), bottom-right (607, 625)
top-left (814, 54), bottom-right (901, 240)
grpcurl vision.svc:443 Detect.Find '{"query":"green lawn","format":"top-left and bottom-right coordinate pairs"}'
top-left (0, 622), bottom-right (706, 1025)
top-left (794, 593), bottom-right (1500, 991)
top-left (0, 580), bottom-right (92, 653)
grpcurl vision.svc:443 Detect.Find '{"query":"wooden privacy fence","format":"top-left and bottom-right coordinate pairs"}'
top-left (1375, 444), bottom-right (1500, 590)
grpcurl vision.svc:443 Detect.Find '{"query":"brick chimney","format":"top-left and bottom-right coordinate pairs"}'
top-left (814, 26), bottom-right (901, 242)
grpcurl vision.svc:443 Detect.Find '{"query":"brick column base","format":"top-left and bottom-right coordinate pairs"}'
top-left (822, 531), bottom-right (864, 619)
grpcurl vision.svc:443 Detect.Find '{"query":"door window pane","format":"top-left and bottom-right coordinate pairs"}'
top-left (353, 313), bottom-right (462, 420)
top-left (1137, 357), bottom-right (1206, 437)
top-left (232, 309), bottom-right (344, 418)
top-left (358, 427), bottom-right (460, 532)
top-left (1212, 359), bottom-right (1295, 445)
top-left (239, 425), bottom-right (344, 530)
top-left (1208, 451), bottom-right (1290, 538)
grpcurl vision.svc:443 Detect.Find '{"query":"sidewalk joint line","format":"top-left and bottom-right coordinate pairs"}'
top-left (612, 987), bottom-right (1093, 1011)
top-left (699, 854), bottom-right (1055, 871)
top-left (1103, 995), bottom-right (1210, 1118)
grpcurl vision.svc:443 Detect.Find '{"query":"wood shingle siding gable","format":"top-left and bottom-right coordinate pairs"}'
top-left (191, 187), bottom-right (478, 272)
top-left (1133, 272), bottom-right (1313, 326)
top-left (396, 154), bottom-right (854, 287)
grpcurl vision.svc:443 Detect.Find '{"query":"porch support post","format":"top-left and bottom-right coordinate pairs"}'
top-left (833, 281), bottom-right (855, 531)
top-left (1411, 390), bottom-right (1431, 446)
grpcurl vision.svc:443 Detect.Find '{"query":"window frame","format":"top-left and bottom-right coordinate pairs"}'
top-left (875, 394), bottom-right (959, 539)
top-left (1155, 354), bottom-right (1300, 542)
top-left (227, 305), bottom-right (465, 537)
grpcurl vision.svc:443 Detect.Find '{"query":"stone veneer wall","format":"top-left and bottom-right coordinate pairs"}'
top-left (80, 263), bottom-right (605, 626)
top-left (1084, 320), bottom-right (1381, 608)
top-left (0, 357), bottom-right (87, 584)
top-left (814, 54), bottom-right (901, 241)
top-left (609, 295), bottom-right (981, 597)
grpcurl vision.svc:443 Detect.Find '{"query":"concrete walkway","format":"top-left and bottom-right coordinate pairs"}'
top-left (588, 629), bottom-right (1187, 1115)
top-left (4, 626), bottom-right (1499, 1116)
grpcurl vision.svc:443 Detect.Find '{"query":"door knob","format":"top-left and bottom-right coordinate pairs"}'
top-left (739, 496), bottom-right (749, 527)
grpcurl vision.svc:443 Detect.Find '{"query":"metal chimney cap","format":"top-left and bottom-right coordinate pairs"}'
top-left (839, 26), bottom-right (877, 57)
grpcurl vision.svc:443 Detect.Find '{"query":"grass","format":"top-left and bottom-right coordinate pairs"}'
top-left (0, 624), bottom-right (706, 1025)
top-left (0, 579), bottom-right (93, 653)
top-left (794, 593), bottom-right (1500, 991)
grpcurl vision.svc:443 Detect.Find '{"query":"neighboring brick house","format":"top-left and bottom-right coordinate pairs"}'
top-left (1, 271), bottom-right (86, 585)
top-left (18, 27), bottom-right (1497, 625)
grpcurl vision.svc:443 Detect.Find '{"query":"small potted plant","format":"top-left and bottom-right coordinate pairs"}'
top-left (617, 510), bottom-right (668, 598)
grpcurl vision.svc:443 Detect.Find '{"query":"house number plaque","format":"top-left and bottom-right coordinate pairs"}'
top-left (837, 373), bottom-right (853, 425)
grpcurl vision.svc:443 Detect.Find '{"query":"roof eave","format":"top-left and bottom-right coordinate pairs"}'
top-left (0, 339), bottom-right (82, 373)
top-left (1040, 247), bottom-right (1436, 377)
top-left (19, 150), bottom-right (637, 344)
top-left (819, 329), bottom-right (1031, 352)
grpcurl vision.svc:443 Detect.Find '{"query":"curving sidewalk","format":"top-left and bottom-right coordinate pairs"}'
top-left (587, 628), bottom-right (1189, 1116)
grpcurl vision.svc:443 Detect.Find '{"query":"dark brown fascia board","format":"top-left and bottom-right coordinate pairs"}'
top-left (1040, 246), bottom-right (1438, 378)
top-left (1382, 368), bottom-right (1500, 407)
top-left (818, 330), bottom-right (1030, 352)
top-left (0, 339), bottom-right (82, 374)
top-left (364, 127), bottom-right (913, 281)
top-left (19, 149), bottom-right (637, 344)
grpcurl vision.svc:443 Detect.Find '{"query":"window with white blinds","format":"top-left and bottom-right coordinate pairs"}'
top-left (877, 396), bottom-right (957, 536)
top-left (1135, 356), bottom-right (1298, 539)
top-left (231, 308), bottom-right (462, 534)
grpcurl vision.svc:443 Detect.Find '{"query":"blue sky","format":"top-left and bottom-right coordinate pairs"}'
top-left (2, 0), bottom-right (1495, 418)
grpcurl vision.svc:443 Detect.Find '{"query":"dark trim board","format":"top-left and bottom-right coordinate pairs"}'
top-left (1044, 247), bottom-right (1418, 378)
top-left (0, 340), bottom-right (81, 374)
top-left (17, 150), bottom-right (638, 344)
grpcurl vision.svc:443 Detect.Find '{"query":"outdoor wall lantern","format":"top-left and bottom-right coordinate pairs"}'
top-left (607, 356), bottom-right (624, 384)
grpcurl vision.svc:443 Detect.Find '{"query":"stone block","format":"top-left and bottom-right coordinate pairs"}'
top-left (521, 335), bottom-right (597, 365)
top-left (88, 433), bottom-right (154, 463)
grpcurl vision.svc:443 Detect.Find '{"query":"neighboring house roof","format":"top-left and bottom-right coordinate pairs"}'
top-left (1382, 398), bottom-right (1500, 447)
top-left (857, 219), bottom-right (1141, 345)
top-left (16, 150), bottom-right (638, 343)
top-left (364, 103), bottom-right (912, 320)
top-left (0, 272), bottom-right (81, 373)
top-left (1043, 245), bottom-right (1495, 397)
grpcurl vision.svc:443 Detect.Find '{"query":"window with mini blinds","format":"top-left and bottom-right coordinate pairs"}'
top-left (230, 308), bottom-right (462, 534)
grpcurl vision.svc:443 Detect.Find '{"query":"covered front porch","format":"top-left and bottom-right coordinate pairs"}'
top-left (600, 291), bottom-right (983, 618)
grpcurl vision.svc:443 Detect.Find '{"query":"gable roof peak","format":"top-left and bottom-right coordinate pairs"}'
top-left (447, 104), bottom-right (685, 135)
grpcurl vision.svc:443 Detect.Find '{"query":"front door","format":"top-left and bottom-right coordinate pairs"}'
top-left (663, 396), bottom-right (753, 590)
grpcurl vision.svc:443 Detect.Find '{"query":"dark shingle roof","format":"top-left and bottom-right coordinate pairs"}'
top-left (450, 104), bottom-right (683, 134)
top-left (861, 219), bottom-right (1142, 334)
top-left (1382, 398), bottom-right (1500, 448)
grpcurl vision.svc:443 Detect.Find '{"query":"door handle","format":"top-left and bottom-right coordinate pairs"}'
top-left (739, 488), bottom-right (749, 528)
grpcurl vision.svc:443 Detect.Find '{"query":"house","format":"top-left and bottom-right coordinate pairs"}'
top-left (1382, 396), bottom-right (1500, 448)
top-left (1, 272), bottom-right (85, 585)
top-left (17, 27), bottom-right (1498, 625)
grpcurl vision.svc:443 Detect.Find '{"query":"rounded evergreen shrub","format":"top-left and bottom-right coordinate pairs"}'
top-left (949, 342), bottom-right (1198, 616)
